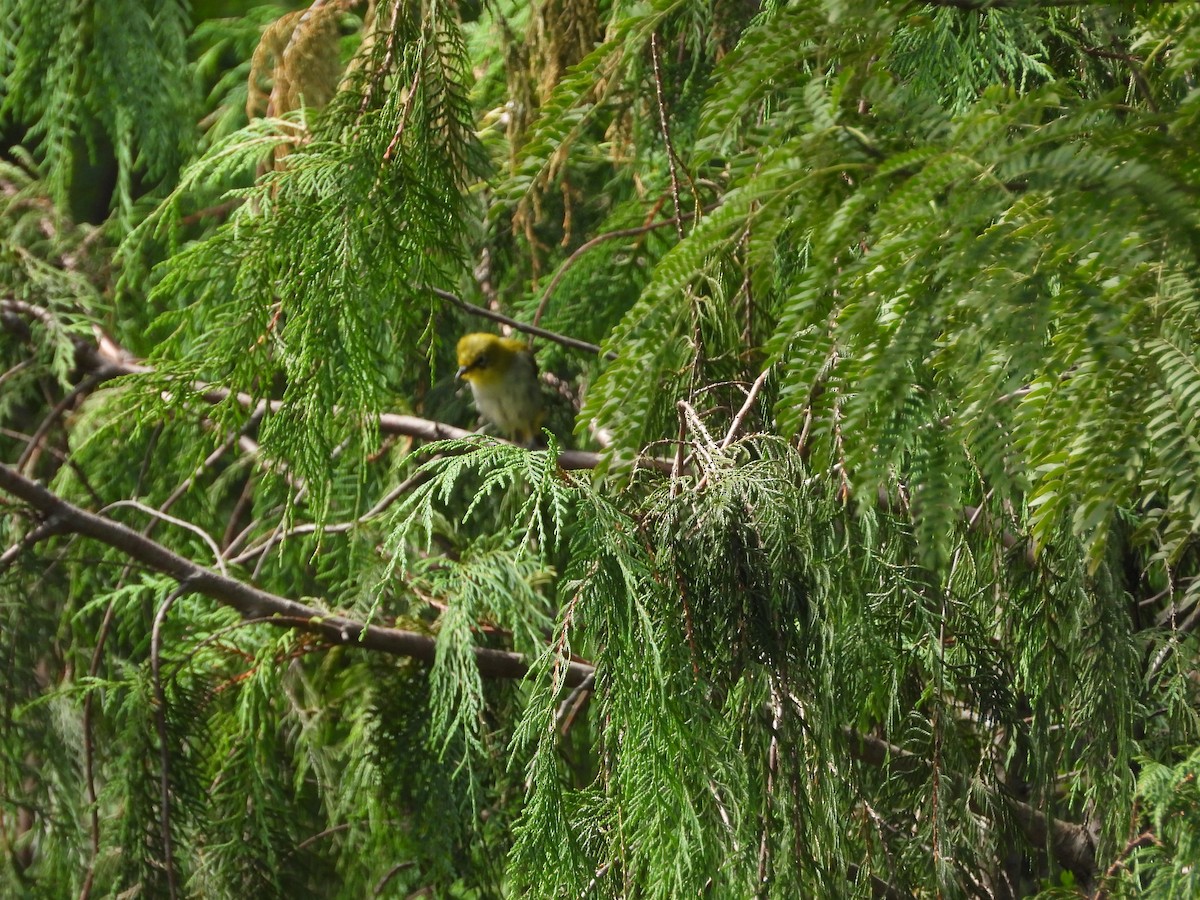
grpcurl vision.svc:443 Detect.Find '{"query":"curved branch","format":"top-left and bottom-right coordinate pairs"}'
top-left (101, 500), bottom-right (229, 577)
top-left (0, 464), bottom-right (595, 687)
top-left (0, 459), bottom-right (1097, 882)
top-left (529, 203), bottom-right (717, 330)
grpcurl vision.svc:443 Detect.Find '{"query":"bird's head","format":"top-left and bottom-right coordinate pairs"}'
top-left (456, 333), bottom-right (526, 387)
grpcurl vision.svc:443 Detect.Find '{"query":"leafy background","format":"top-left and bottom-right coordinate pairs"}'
top-left (3, 0), bottom-right (1200, 896)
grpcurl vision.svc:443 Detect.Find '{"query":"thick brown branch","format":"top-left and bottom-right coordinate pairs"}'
top-left (0, 464), bottom-right (595, 687)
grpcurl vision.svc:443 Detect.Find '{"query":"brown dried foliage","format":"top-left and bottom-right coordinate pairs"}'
top-left (246, 0), bottom-right (352, 169)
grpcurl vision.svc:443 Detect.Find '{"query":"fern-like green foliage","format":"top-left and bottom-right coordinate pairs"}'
top-left (1116, 747), bottom-right (1200, 897)
top-left (7, 0), bottom-right (1200, 896)
top-left (111, 2), bottom-right (485, 519)
top-left (0, 0), bottom-right (194, 222)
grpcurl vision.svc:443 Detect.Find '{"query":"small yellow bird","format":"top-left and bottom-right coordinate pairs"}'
top-left (456, 333), bottom-right (545, 445)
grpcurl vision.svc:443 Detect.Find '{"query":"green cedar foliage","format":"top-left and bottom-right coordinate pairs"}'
top-left (0, 0), bottom-right (195, 223)
top-left (3, 0), bottom-right (1200, 897)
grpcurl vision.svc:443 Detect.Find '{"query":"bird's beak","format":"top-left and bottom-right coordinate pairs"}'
top-left (456, 365), bottom-right (468, 379)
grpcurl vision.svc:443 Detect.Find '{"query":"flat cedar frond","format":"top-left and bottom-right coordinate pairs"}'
top-left (8, 0), bottom-right (1200, 896)
top-left (0, 0), bottom-right (194, 221)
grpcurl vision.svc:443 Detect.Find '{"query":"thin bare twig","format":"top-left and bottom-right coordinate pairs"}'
top-left (0, 517), bottom-right (63, 571)
top-left (0, 427), bottom-right (101, 505)
top-left (101, 500), bottom-right (229, 577)
top-left (229, 468), bottom-right (428, 566)
top-left (373, 860), bottom-right (418, 896)
top-left (430, 287), bottom-right (610, 357)
top-left (555, 670), bottom-right (595, 735)
top-left (179, 198), bottom-right (242, 226)
top-left (650, 33), bottom-right (685, 241)
top-left (157, 410), bottom-right (266, 518)
top-left (1089, 829), bottom-right (1157, 899)
top-left (530, 204), bottom-right (716, 330)
top-left (0, 297), bottom-right (57, 331)
top-left (719, 368), bottom-right (772, 452)
top-left (0, 359), bottom-right (33, 392)
top-left (16, 373), bottom-right (100, 472)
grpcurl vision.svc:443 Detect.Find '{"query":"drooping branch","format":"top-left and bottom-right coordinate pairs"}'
top-left (0, 469), bottom-right (1095, 880)
top-left (843, 729), bottom-right (1097, 882)
top-left (0, 463), bottom-right (595, 687)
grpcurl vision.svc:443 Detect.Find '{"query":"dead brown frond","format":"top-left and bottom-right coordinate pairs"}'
top-left (246, 0), bottom-right (352, 168)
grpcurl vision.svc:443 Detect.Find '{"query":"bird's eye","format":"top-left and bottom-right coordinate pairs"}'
top-left (476, 353), bottom-right (489, 369)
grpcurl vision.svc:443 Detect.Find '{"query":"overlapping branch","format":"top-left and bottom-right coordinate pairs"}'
top-left (844, 729), bottom-right (1098, 883)
top-left (1, 296), bottom-right (1097, 882)
top-left (0, 463), bottom-right (594, 687)
top-left (0, 461), bottom-right (1103, 881)
top-left (0, 297), bottom-right (612, 470)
